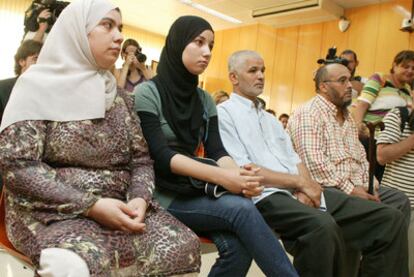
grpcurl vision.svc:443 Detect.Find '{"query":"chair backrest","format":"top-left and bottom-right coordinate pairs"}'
top-left (0, 187), bottom-right (33, 265)
top-left (366, 121), bottom-right (385, 194)
top-left (0, 187), bottom-right (13, 249)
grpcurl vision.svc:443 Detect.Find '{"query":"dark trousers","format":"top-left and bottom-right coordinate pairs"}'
top-left (379, 186), bottom-right (411, 228)
top-left (256, 188), bottom-right (408, 277)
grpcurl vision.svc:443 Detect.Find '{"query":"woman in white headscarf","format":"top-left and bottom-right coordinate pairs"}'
top-left (0, 0), bottom-right (200, 276)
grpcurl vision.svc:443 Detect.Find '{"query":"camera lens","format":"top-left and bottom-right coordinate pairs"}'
top-left (135, 50), bottom-right (147, 63)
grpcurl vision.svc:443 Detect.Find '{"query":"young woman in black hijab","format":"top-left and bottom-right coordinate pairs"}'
top-left (135, 16), bottom-right (297, 276)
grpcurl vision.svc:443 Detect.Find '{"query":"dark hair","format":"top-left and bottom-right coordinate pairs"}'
top-left (313, 65), bottom-right (329, 92)
top-left (391, 50), bottom-right (414, 73)
top-left (14, 39), bottom-right (43, 75)
top-left (340, 49), bottom-right (358, 62)
top-left (266, 109), bottom-right (276, 116)
top-left (212, 90), bottom-right (229, 104)
top-left (257, 97), bottom-right (266, 109)
top-left (278, 113), bottom-right (289, 120)
top-left (121, 38), bottom-right (141, 55)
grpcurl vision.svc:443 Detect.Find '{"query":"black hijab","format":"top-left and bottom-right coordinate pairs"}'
top-left (152, 16), bottom-right (213, 154)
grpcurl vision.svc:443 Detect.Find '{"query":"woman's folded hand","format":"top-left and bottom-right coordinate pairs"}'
top-left (87, 198), bottom-right (146, 233)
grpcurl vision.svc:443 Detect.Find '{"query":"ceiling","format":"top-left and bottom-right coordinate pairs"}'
top-left (113, 0), bottom-right (394, 36)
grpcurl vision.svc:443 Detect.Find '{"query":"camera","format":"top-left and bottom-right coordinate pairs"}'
top-left (317, 47), bottom-right (349, 66)
top-left (135, 50), bottom-right (147, 63)
top-left (24, 0), bottom-right (69, 33)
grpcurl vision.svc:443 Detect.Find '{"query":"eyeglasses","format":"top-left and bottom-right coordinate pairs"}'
top-left (323, 77), bottom-right (351, 86)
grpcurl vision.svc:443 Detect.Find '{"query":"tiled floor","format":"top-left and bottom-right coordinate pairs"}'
top-left (0, 247), bottom-right (265, 277)
top-left (200, 251), bottom-right (265, 277)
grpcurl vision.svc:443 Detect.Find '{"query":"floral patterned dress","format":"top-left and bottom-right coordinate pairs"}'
top-left (0, 90), bottom-right (200, 276)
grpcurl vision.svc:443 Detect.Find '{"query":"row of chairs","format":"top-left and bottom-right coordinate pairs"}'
top-left (0, 121), bottom-right (384, 274)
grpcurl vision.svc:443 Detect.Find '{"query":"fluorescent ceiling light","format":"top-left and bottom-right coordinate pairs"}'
top-left (180, 0), bottom-right (242, 24)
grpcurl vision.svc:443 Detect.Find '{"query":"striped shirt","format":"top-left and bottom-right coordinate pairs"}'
top-left (358, 72), bottom-right (412, 123)
top-left (377, 108), bottom-right (414, 208)
top-left (288, 95), bottom-right (368, 194)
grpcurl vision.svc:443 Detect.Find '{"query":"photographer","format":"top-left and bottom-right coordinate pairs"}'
top-left (114, 38), bottom-right (153, 92)
top-left (24, 8), bottom-right (51, 42)
top-left (22, 0), bottom-right (69, 43)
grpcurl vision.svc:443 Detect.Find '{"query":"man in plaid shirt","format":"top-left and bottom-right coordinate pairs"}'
top-left (289, 63), bottom-right (410, 275)
top-left (219, 51), bottom-right (409, 277)
top-left (288, 63), bottom-right (410, 211)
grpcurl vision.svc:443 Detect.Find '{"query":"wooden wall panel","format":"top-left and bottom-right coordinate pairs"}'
top-left (374, 0), bottom-right (411, 73)
top-left (256, 24), bottom-right (277, 103)
top-left (0, 0), bottom-right (31, 11)
top-left (291, 23), bottom-right (323, 112)
top-left (218, 28), bottom-right (240, 92)
top-left (197, 0), bottom-right (414, 113)
top-left (269, 26), bottom-right (299, 115)
top-left (320, 20), bottom-right (348, 59)
top-left (410, 31), bottom-right (414, 50)
top-left (347, 4), bottom-right (380, 78)
top-left (239, 24), bottom-right (258, 51)
top-left (0, 0), bottom-right (32, 78)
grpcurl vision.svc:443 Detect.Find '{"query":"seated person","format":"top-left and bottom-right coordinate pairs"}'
top-left (114, 38), bottom-right (153, 92)
top-left (0, 39), bottom-right (43, 122)
top-left (0, 0), bottom-right (200, 276)
top-left (278, 113), bottom-right (289, 129)
top-left (289, 62), bottom-right (411, 216)
top-left (266, 108), bottom-right (276, 116)
top-left (212, 90), bottom-right (229, 105)
top-left (135, 16), bottom-right (298, 277)
top-left (377, 107), bottom-right (414, 275)
top-left (218, 50), bottom-right (409, 277)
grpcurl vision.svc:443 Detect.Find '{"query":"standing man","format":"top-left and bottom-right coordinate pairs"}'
top-left (218, 50), bottom-right (409, 277)
top-left (340, 49), bottom-right (366, 96)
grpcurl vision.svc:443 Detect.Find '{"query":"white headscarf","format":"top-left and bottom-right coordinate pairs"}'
top-left (0, 0), bottom-right (118, 132)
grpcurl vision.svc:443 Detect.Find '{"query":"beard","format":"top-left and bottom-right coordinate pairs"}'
top-left (343, 98), bottom-right (352, 108)
top-left (329, 87), bottom-right (352, 109)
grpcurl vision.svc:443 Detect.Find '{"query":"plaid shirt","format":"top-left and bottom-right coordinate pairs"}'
top-left (288, 95), bottom-right (368, 194)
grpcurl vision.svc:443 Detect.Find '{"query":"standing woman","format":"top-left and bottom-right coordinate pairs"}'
top-left (353, 50), bottom-right (414, 181)
top-left (0, 0), bottom-right (200, 276)
top-left (135, 16), bottom-right (297, 277)
top-left (354, 50), bottom-right (414, 129)
top-left (114, 38), bottom-right (153, 92)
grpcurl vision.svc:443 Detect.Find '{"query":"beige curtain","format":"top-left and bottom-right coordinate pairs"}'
top-left (0, 0), bottom-right (31, 79)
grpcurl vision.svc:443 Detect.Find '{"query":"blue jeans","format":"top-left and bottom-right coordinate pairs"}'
top-left (168, 194), bottom-right (298, 277)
